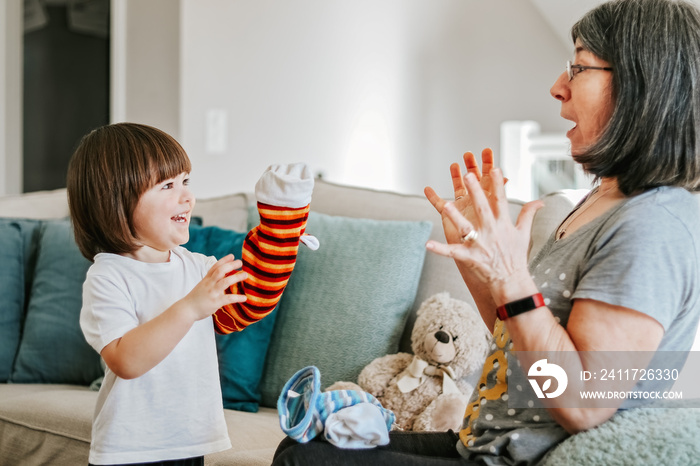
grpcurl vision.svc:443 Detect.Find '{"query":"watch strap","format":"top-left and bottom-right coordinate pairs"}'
top-left (496, 293), bottom-right (545, 321)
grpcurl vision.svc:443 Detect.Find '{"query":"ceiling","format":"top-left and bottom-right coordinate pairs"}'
top-left (530, 0), bottom-right (700, 51)
top-left (530, 0), bottom-right (608, 50)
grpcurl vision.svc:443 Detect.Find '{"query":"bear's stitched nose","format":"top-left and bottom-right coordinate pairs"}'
top-left (434, 330), bottom-right (450, 344)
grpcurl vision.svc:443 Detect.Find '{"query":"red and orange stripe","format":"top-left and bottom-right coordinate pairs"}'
top-left (213, 202), bottom-right (310, 334)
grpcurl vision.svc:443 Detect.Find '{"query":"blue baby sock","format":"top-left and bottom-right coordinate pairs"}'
top-left (277, 366), bottom-right (395, 444)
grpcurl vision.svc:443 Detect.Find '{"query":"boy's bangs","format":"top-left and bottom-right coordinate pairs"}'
top-left (148, 137), bottom-right (192, 185)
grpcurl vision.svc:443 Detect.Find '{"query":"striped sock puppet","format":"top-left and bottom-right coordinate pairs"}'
top-left (213, 163), bottom-right (319, 334)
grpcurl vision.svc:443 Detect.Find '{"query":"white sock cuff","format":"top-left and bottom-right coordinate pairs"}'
top-left (255, 163), bottom-right (314, 208)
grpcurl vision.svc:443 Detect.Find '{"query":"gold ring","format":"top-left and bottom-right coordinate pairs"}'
top-left (461, 230), bottom-right (478, 243)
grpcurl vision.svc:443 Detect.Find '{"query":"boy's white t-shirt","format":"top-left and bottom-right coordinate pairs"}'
top-left (80, 246), bottom-right (231, 465)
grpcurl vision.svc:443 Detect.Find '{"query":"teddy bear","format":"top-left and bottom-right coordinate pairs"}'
top-left (327, 292), bottom-right (491, 432)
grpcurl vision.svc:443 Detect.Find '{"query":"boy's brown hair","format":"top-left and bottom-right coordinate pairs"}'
top-left (67, 123), bottom-right (192, 260)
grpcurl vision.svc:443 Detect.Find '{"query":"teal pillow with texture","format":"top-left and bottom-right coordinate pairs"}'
top-left (0, 223), bottom-right (25, 381)
top-left (0, 217), bottom-right (44, 300)
top-left (10, 219), bottom-right (101, 384)
top-left (259, 212), bottom-right (432, 408)
top-left (184, 223), bottom-right (279, 413)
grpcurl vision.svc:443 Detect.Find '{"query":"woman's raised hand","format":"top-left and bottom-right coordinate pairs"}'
top-left (424, 149), bottom-right (543, 292)
top-left (424, 148), bottom-right (499, 245)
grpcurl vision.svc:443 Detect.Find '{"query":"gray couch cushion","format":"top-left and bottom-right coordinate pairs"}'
top-left (0, 384), bottom-right (285, 466)
top-left (0, 189), bottom-right (70, 219)
top-left (210, 407), bottom-right (284, 466)
top-left (192, 192), bottom-right (250, 233)
top-left (0, 384), bottom-right (93, 466)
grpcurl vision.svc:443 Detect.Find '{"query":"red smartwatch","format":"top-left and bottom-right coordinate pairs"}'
top-left (496, 293), bottom-right (545, 321)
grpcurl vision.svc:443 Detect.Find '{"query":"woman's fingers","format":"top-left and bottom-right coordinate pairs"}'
top-left (426, 198), bottom-right (475, 258)
top-left (446, 150), bottom-right (498, 205)
top-left (427, 148), bottom-right (507, 220)
top-left (487, 168), bottom-right (510, 217)
top-left (443, 202), bottom-right (477, 240)
top-left (463, 152), bottom-right (482, 179)
top-left (464, 172), bottom-right (492, 226)
top-left (480, 148), bottom-right (494, 176)
top-left (450, 163), bottom-right (467, 201)
top-left (425, 239), bottom-right (465, 260)
top-left (424, 186), bottom-right (446, 213)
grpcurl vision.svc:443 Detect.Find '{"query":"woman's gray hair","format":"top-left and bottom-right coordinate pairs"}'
top-left (571, 0), bottom-right (700, 194)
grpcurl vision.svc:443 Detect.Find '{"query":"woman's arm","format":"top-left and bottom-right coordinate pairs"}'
top-left (424, 149), bottom-right (504, 331)
top-left (506, 296), bottom-right (664, 432)
top-left (426, 163), bottom-right (665, 433)
top-left (101, 255), bottom-right (247, 379)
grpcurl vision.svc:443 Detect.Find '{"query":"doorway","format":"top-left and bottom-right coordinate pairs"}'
top-left (23, 0), bottom-right (110, 193)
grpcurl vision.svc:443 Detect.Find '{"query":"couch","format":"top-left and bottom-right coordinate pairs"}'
top-left (0, 179), bottom-right (698, 466)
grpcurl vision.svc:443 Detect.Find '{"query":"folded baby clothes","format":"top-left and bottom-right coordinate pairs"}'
top-left (324, 402), bottom-right (391, 449)
top-left (277, 366), bottom-right (395, 446)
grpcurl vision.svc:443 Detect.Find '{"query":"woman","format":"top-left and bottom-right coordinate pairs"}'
top-left (272, 0), bottom-right (700, 464)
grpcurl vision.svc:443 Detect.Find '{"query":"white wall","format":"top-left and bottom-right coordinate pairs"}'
top-left (112, 0), bottom-right (181, 138)
top-left (5, 0), bottom-right (577, 198)
top-left (177, 0), bottom-right (572, 198)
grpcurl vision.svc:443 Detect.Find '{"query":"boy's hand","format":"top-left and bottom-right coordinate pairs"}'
top-left (101, 255), bottom-right (247, 379)
top-left (183, 255), bottom-right (247, 322)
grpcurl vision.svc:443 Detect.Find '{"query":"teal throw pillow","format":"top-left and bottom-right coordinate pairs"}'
top-left (0, 217), bottom-right (44, 299)
top-left (0, 223), bottom-right (25, 381)
top-left (259, 212), bottom-right (432, 408)
top-left (10, 220), bottom-right (101, 384)
top-left (184, 224), bottom-right (278, 413)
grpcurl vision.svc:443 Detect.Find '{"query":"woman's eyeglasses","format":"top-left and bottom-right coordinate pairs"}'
top-left (566, 60), bottom-right (613, 81)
